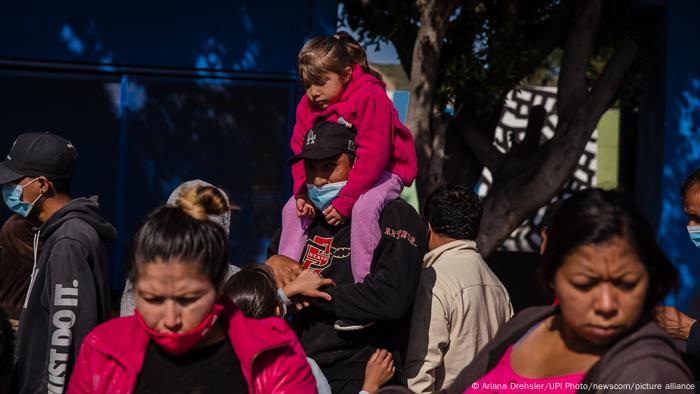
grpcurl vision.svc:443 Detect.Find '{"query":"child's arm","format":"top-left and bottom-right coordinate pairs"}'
top-left (332, 95), bottom-right (394, 218)
top-left (361, 349), bottom-right (395, 394)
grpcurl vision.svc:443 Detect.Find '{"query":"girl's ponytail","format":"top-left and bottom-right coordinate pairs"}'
top-left (332, 31), bottom-right (384, 84)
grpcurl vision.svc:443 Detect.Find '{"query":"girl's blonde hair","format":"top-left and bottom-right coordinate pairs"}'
top-left (297, 31), bottom-right (383, 86)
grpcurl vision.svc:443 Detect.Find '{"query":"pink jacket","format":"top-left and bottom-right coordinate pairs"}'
top-left (291, 64), bottom-right (418, 218)
top-left (67, 299), bottom-right (317, 394)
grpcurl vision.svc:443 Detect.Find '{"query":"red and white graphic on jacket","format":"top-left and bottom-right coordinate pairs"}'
top-left (302, 235), bottom-right (335, 274)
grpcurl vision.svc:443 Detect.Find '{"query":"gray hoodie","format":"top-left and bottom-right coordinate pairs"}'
top-left (13, 197), bottom-right (116, 394)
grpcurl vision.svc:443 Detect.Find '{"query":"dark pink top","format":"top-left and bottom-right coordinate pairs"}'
top-left (465, 345), bottom-right (585, 393)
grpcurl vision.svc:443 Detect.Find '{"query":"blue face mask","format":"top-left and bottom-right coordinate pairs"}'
top-left (2, 178), bottom-right (42, 218)
top-left (307, 181), bottom-right (347, 211)
top-left (688, 226), bottom-right (700, 248)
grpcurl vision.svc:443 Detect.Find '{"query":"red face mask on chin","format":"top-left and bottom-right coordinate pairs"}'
top-left (135, 303), bottom-right (224, 355)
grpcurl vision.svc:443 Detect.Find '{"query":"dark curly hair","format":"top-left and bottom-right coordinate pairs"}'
top-left (424, 185), bottom-right (482, 240)
top-left (539, 188), bottom-right (678, 319)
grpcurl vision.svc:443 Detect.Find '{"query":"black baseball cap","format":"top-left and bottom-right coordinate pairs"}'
top-left (0, 132), bottom-right (78, 185)
top-left (287, 121), bottom-right (357, 166)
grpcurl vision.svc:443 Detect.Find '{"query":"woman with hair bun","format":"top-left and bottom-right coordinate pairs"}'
top-left (119, 179), bottom-right (240, 317)
top-left (67, 185), bottom-right (317, 393)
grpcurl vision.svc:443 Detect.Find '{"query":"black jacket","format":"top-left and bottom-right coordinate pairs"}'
top-left (13, 197), bottom-right (116, 394)
top-left (271, 199), bottom-right (426, 387)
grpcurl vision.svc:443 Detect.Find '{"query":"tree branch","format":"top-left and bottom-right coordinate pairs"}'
top-left (522, 105), bottom-right (546, 154)
top-left (557, 0), bottom-right (602, 114)
top-left (357, 0), bottom-right (415, 76)
top-left (587, 38), bottom-right (638, 123)
top-left (453, 108), bottom-right (503, 172)
top-left (460, 0), bottom-right (573, 123)
top-left (507, 2), bottom-right (571, 84)
top-left (406, 0), bottom-right (457, 136)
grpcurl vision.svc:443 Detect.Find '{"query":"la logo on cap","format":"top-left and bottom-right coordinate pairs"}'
top-left (306, 130), bottom-right (317, 145)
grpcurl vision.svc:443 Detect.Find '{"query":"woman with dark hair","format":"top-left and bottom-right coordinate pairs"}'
top-left (448, 188), bottom-right (693, 394)
top-left (67, 185), bottom-right (317, 393)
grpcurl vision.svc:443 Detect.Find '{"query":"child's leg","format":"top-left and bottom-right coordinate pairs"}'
top-left (350, 172), bottom-right (404, 283)
top-left (278, 196), bottom-right (311, 261)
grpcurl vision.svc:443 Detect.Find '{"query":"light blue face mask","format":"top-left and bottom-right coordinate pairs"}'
top-left (2, 178), bottom-right (42, 218)
top-left (307, 181), bottom-right (347, 211)
top-left (688, 226), bottom-right (700, 248)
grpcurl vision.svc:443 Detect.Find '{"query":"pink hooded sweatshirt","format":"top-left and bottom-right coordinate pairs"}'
top-left (291, 64), bottom-right (418, 218)
top-left (67, 298), bottom-right (317, 394)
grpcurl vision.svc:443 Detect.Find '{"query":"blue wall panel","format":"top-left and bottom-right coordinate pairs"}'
top-left (0, 1), bottom-right (335, 74)
top-left (658, 0), bottom-right (700, 309)
top-left (0, 1), bottom-right (337, 290)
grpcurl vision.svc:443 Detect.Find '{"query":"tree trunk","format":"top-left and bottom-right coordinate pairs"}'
top-left (476, 41), bottom-right (638, 256)
top-left (405, 1), bottom-right (456, 204)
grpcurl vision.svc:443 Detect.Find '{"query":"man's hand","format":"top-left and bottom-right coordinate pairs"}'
top-left (656, 306), bottom-right (697, 340)
top-left (362, 349), bottom-right (395, 394)
top-left (283, 269), bottom-right (335, 301)
top-left (296, 194), bottom-right (316, 218)
top-left (323, 205), bottom-right (346, 226)
top-left (265, 255), bottom-right (303, 288)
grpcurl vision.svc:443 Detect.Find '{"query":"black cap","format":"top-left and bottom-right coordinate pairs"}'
top-left (0, 132), bottom-right (78, 184)
top-left (287, 121), bottom-right (357, 166)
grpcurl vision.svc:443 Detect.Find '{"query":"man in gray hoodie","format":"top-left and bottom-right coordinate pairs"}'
top-left (0, 132), bottom-right (116, 394)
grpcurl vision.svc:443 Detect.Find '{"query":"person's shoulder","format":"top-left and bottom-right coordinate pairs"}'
top-left (384, 198), bottom-right (419, 217)
top-left (225, 302), bottom-right (300, 362)
top-left (380, 199), bottom-right (421, 227)
top-left (46, 218), bottom-right (100, 246)
top-left (607, 321), bottom-right (688, 362)
top-left (377, 199), bottom-right (423, 248)
top-left (1, 214), bottom-right (34, 234)
top-left (0, 214), bottom-right (35, 247)
top-left (596, 322), bottom-right (692, 385)
top-left (83, 316), bottom-right (147, 353)
top-left (353, 85), bottom-right (391, 107)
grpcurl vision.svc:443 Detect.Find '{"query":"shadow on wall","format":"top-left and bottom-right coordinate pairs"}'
top-left (0, 1), bottom-right (335, 74)
top-left (659, 76), bottom-right (700, 308)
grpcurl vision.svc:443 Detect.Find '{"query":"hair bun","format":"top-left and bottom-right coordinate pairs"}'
top-left (175, 185), bottom-right (229, 221)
